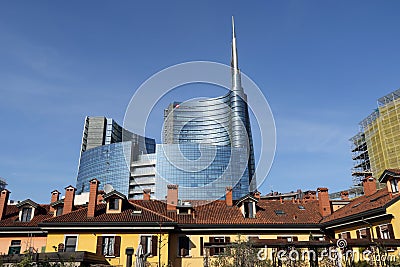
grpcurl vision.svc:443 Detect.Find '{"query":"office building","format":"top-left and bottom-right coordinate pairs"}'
top-left (158, 18), bottom-right (256, 200)
top-left (351, 89), bottom-right (400, 183)
top-left (76, 117), bottom-right (155, 196)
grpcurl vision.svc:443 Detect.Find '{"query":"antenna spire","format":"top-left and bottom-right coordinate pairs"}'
top-left (231, 16), bottom-right (239, 70)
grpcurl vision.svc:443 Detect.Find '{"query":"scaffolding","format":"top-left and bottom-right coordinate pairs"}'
top-left (349, 132), bottom-right (372, 185)
top-left (351, 89), bottom-right (400, 183)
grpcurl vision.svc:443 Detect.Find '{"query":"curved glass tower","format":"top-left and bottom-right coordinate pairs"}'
top-left (159, 18), bottom-right (256, 200)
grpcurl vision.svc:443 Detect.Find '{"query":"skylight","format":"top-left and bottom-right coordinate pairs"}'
top-left (274, 210), bottom-right (285, 215)
top-left (298, 205), bottom-right (305, 210)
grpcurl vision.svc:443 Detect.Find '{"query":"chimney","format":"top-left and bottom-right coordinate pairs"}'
top-left (0, 189), bottom-right (10, 220)
top-left (97, 190), bottom-right (105, 204)
top-left (63, 185), bottom-right (76, 215)
top-left (363, 176), bottom-right (377, 196)
top-left (143, 189), bottom-right (151, 201)
top-left (49, 190), bottom-right (60, 213)
top-left (340, 191), bottom-right (349, 201)
top-left (225, 187), bottom-right (233, 206)
top-left (88, 179), bottom-right (100, 218)
top-left (317, 187), bottom-right (331, 217)
top-left (167, 185), bottom-right (178, 211)
top-left (253, 191), bottom-right (261, 201)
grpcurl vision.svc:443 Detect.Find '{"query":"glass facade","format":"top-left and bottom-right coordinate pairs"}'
top-left (76, 116), bottom-right (156, 196)
top-left (76, 142), bottom-right (132, 196)
top-left (155, 144), bottom-right (249, 200)
top-left (161, 91), bottom-right (255, 200)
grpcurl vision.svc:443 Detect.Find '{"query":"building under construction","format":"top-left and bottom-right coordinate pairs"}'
top-left (351, 89), bottom-right (400, 184)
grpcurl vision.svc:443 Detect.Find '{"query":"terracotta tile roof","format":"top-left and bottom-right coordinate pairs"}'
top-left (42, 198), bottom-right (322, 226)
top-left (322, 188), bottom-right (400, 224)
top-left (42, 201), bottom-right (174, 224)
top-left (0, 204), bottom-right (52, 228)
top-left (173, 200), bottom-right (322, 225)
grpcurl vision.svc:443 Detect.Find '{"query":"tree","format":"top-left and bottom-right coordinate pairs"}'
top-left (211, 235), bottom-right (272, 267)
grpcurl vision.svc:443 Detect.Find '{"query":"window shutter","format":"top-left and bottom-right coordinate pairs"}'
top-left (209, 237), bottom-right (215, 256)
top-left (388, 224), bottom-right (395, 239)
top-left (225, 236), bottom-right (230, 243)
top-left (366, 228), bottom-right (371, 240)
top-left (376, 227), bottom-right (381, 239)
top-left (114, 236), bottom-right (121, 257)
top-left (152, 236), bottom-right (158, 256)
top-left (96, 236), bottom-right (103, 255)
top-left (200, 237), bottom-right (203, 256)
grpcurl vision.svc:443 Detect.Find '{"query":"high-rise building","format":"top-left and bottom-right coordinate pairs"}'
top-left (156, 18), bottom-right (256, 200)
top-left (351, 89), bottom-right (400, 183)
top-left (76, 117), bottom-right (155, 196)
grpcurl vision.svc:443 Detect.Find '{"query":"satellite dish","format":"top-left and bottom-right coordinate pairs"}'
top-left (104, 184), bottom-right (114, 194)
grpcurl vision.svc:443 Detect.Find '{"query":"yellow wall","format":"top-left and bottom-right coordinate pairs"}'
top-left (0, 236), bottom-right (46, 254)
top-left (168, 233), bottom-right (318, 267)
top-left (331, 199), bottom-right (400, 262)
top-left (46, 232), bottom-right (169, 267)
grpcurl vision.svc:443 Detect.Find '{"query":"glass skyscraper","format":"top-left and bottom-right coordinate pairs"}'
top-left (158, 18), bottom-right (256, 200)
top-left (76, 117), bottom-right (155, 195)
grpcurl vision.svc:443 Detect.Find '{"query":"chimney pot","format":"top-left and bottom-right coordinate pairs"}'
top-left (340, 191), bottom-right (349, 201)
top-left (225, 187), bottom-right (233, 206)
top-left (167, 185), bottom-right (178, 211)
top-left (0, 189), bottom-right (10, 220)
top-left (50, 190), bottom-right (60, 213)
top-left (362, 176), bottom-right (377, 196)
top-left (88, 179), bottom-right (100, 218)
top-left (63, 186), bottom-right (76, 215)
top-left (143, 189), bottom-right (151, 201)
top-left (317, 187), bottom-right (332, 217)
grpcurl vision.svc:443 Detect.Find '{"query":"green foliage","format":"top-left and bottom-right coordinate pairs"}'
top-left (211, 236), bottom-right (272, 267)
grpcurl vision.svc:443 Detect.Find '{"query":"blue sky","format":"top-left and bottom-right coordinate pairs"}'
top-left (1, 1), bottom-right (399, 202)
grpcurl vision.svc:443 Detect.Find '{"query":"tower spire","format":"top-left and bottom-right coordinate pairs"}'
top-left (231, 16), bottom-right (239, 70)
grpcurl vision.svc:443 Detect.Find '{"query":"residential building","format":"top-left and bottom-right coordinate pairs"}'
top-left (351, 89), bottom-right (400, 184)
top-left (1, 173), bottom-right (400, 267)
top-left (0, 189), bottom-right (60, 255)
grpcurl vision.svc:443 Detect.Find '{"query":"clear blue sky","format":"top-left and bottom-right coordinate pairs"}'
top-left (1, 1), bottom-right (399, 203)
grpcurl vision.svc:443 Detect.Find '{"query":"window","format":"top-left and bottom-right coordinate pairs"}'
top-left (109, 198), bottom-right (119, 210)
top-left (339, 232), bottom-right (351, 239)
top-left (64, 236), bottom-right (77, 252)
top-left (377, 224), bottom-right (395, 239)
top-left (56, 206), bottom-right (63, 216)
top-left (96, 236), bottom-right (121, 257)
top-left (140, 235), bottom-right (158, 256)
top-left (243, 202), bottom-right (255, 218)
top-left (21, 207), bottom-right (32, 222)
top-left (298, 205), bottom-right (306, 210)
top-left (103, 237), bottom-right (115, 256)
top-left (8, 240), bottom-right (21, 255)
top-left (274, 210), bottom-right (285, 215)
top-left (357, 228), bottom-right (371, 240)
top-left (209, 236), bottom-right (230, 256)
top-left (390, 179), bottom-right (399, 193)
top-left (178, 236), bottom-right (190, 257)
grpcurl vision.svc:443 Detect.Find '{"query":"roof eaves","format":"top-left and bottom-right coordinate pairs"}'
top-left (322, 207), bottom-right (386, 226)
